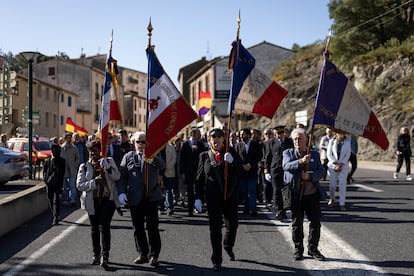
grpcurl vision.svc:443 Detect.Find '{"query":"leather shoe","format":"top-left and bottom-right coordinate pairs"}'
top-left (294, 251), bottom-right (303, 261)
top-left (225, 248), bottom-right (235, 261)
top-left (212, 263), bottom-right (221, 271)
top-left (149, 256), bottom-right (160, 267)
top-left (134, 255), bottom-right (149, 264)
top-left (90, 256), bottom-right (100, 265)
top-left (100, 256), bottom-right (109, 269)
top-left (308, 250), bottom-right (325, 261)
top-left (327, 199), bottom-right (334, 207)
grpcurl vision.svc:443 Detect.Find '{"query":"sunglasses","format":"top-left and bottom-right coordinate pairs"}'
top-left (135, 140), bottom-right (146, 144)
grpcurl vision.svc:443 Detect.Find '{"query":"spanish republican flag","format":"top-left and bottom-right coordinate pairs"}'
top-left (65, 117), bottom-right (89, 136)
top-left (198, 91), bottom-right (212, 117)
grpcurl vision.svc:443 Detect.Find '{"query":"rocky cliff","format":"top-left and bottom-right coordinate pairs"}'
top-left (270, 52), bottom-right (414, 162)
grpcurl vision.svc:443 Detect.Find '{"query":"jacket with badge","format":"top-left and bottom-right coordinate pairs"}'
top-left (118, 151), bottom-right (166, 206)
top-left (76, 157), bottom-right (120, 215)
top-left (195, 147), bottom-right (241, 202)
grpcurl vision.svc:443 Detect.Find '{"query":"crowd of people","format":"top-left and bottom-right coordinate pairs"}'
top-left (0, 124), bottom-right (412, 271)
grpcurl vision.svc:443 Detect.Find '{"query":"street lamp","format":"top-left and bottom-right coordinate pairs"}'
top-left (19, 51), bottom-right (40, 180)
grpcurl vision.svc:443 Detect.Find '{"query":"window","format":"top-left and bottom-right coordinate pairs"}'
top-left (46, 88), bottom-right (50, 100)
top-left (45, 112), bottom-right (49, 127)
top-left (53, 114), bottom-right (57, 128)
top-left (60, 115), bottom-right (64, 125)
top-left (95, 83), bottom-right (100, 100)
top-left (37, 86), bottom-right (42, 97)
top-left (68, 96), bottom-right (72, 107)
top-left (48, 67), bottom-right (55, 76)
top-left (61, 94), bottom-right (64, 102)
top-left (205, 75), bottom-right (210, 92)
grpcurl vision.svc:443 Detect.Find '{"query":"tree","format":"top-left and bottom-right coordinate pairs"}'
top-left (328, 0), bottom-right (414, 63)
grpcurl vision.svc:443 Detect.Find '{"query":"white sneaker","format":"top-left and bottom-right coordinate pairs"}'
top-left (407, 175), bottom-right (412, 181)
top-left (393, 172), bottom-right (398, 179)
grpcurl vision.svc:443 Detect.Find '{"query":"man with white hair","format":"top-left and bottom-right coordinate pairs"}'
top-left (117, 131), bottom-right (166, 268)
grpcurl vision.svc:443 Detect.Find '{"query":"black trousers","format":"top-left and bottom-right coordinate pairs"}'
top-left (396, 153), bottom-right (411, 175)
top-left (271, 171), bottom-right (285, 215)
top-left (206, 194), bottom-right (238, 265)
top-left (89, 198), bottom-right (116, 258)
top-left (130, 199), bottom-right (161, 259)
top-left (291, 192), bottom-right (321, 253)
top-left (46, 185), bottom-right (61, 219)
top-left (185, 175), bottom-right (196, 214)
top-left (348, 153), bottom-right (358, 178)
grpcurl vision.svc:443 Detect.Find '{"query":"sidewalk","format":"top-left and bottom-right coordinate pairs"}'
top-left (358, 160), bottom-right (396, 172)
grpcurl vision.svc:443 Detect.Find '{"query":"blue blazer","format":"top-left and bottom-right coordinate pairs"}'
top-left (282, 148), bottom-right (327, 201)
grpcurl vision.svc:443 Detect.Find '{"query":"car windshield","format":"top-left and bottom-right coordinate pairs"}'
top-left (34, 141), bottom-right (51, 151)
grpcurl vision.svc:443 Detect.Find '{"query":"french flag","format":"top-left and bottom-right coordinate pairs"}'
top-left (312, 59), bottom-right (389, 150)
top-left (228, 40), bottom-right (288, 119)
top-left (145, 46), bottom-right (198, 160)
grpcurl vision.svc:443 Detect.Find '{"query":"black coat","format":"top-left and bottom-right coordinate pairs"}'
top-left (234, 140), bottom-right (263, 179)
top-left (43, 156), bottom-right (66, 191)
top-left (195, 148), bottom-right (241, 202)
top-left (179, 140), bottom-right (206, 178)
top-left (264, 137), bottom-right (294, 176)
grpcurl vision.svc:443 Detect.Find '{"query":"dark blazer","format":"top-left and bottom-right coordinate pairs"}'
top-left (179, 140), bottom-right (206, 177)
top-left (118, 151), bottom-right (166, 206)
top-left (234, 140), bottom-right (262, 178)
top-left (282, 148), bottom-right (327, 201)
top-left (43, 156), bottom-right (66, 191)
top-left (265, 137), bottom-right (294, 176)
top-left (195, 147), bottom-right (241, 201)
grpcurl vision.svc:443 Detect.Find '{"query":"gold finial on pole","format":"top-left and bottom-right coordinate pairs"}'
top-left (236, 10), bottom-right (241, 40)
top-left (324, 28), bottom-right (332, 54)
top-left (147, 17), bottom-right (153, 46)
top-left (109, 29), bottom-right (114, 56)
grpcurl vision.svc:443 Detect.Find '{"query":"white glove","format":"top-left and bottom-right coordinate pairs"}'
top-left (224, 152), bottom-right (234, 163)
top-left (100, 158), bottom-right (111, 169)
top-left (118, 193), bottom-right (128, 205)
top-left (194, 199), bottom-right (203, 213)
top-left (265, 173), bottom-right (272, 182)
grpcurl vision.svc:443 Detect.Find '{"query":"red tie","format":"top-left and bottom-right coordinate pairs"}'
top-left (215, 152), bottom-right (221, 163)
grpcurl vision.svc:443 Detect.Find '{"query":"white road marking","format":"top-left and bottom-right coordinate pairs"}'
top-left (3, 214), bottom-right (89, 276)
top-left (269, 213), bottom-right (387, 275)
top-left (349, 183), bottom-right (383, 192)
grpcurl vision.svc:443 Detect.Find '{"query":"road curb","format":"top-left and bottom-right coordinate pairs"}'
top-left (0, 182), bottom-right (48, 237)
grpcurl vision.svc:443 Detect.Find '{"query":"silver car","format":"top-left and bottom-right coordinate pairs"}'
top-left (0, 147), bottom-right (29, 186)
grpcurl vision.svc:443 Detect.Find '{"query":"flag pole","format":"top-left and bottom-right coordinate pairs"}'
top-left (144, 18), bottom-right (153, 198)
top-left (224, 10), bottom-right (241, 201)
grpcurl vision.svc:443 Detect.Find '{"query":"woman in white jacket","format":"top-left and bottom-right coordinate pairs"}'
top-left (327, 132), bottom-right (351, 211)
top-left (76, 140), bottom-right (120, 269)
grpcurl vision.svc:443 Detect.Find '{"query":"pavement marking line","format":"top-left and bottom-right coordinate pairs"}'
top-left (350, 184), bottom-right (384, 192)
top-left (268, 213), bottom-right (387, 275)
top-left (3, 213), bottom-right (89, 276)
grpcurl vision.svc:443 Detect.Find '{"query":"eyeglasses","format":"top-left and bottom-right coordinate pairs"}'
top-left (135, 140), bottom-right (146, 144)
top-left (211, 135), bottom-right (223, 138)
top-left (265, 133), bottom-right (272, 135)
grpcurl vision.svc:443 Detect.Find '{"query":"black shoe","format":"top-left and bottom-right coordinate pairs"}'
top-left (100, 256), bottom-right (109, 269)
top-left (90, 256), bottom-right (100, 265)
top-left (212, 263), bottom-right (221, 271)
top-left (308, 250), bottom-right (325, 261)
top-left (225, 248), bottom-right (235, 261)
top-left (149, 256), bottom-right (160, 267)
top-left (116, 207), bottom-right (124, 216)
top-left (52, 218), bottom-right (60, 226)
top-left (251, 211), bottom-right (257, 216)
top-left (294, 251), bottom-right (303, 261)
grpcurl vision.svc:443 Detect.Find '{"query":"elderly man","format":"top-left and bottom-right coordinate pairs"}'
top-left (282, 128), bottom-right (327, 261)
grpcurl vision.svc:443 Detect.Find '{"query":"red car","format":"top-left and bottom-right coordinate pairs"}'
top-left (8, 138), bottom-right (52, 167)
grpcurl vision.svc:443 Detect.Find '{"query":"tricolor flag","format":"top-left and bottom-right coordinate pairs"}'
top-left (145, 46), bottom-right (198, 160)
top-left (98, 54), bottom-right (121, 158)
top-left (198, 90), bottom-right (212, 116)
top-left (65, 117), bottom-right (88, 136)
top-left (228, 40), bottom-right (288, 119)
top-left (312, 58), bottom-right (389, 150)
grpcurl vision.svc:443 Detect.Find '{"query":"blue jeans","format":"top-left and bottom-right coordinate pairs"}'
top-left (239, 177), bottom-right (257, 212)
top-left (164, 177), bottom-right (176, 210)
top-left (63, 176), bottom-right (77, 202)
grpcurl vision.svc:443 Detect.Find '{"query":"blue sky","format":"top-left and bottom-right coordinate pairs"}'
top-left (1, 1), bottom-right (332, 83)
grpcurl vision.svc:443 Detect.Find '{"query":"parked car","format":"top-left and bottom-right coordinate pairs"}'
top-left (0, 147), bottom-right (29, 186)
top-left (8, 138), bottom-right (52, 167)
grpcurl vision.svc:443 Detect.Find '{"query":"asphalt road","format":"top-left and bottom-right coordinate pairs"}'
top-left (0, 166), bottom-right (413, 275)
